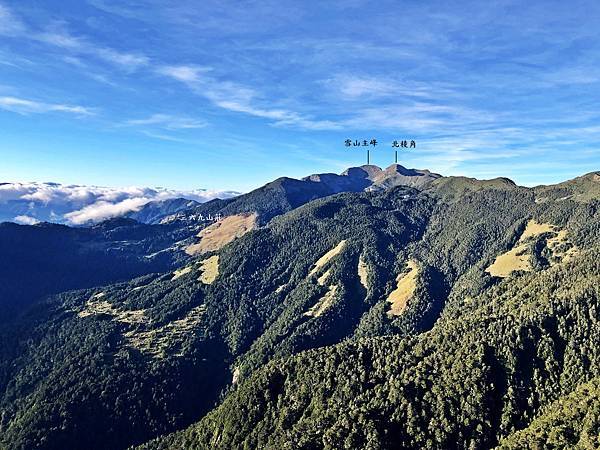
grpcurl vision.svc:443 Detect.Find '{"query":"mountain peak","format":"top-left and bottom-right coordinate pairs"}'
top-left (581, 171), bottom-right (600, 181)
top-left (383, 163), bottom-right (439, 177)
top-left (301, 163), bottom-right (442, 195)
top-left (360, 164), bottom-right (442, 191)
top-left (340, 164), bottom-right (383, 180)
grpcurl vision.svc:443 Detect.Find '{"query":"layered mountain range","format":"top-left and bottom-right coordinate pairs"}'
top-left (0, 165), bottom-right (598, 450)
top-left (0, 165), bottom-right (440, 322)
top-left (130, 164), bottom-right (442, 226)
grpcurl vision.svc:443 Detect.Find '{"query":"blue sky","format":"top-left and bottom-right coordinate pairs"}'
top-left (0, 0), bottom-right (599, 192)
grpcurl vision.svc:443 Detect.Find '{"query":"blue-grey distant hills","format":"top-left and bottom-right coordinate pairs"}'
top-left (0, 182), bottom-right (240, 225)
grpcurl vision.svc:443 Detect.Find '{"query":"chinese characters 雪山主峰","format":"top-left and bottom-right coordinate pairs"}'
top-left (345, 139), bottom-right (378, 147)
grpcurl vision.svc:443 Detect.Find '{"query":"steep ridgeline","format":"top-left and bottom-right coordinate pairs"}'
top-left (137, 164), bottom-right (441, 225)
top-left (128, 198), bottom-right (201, 224)
top-left (0, 165), bottom-right (438, 324)
top-left (0, 170), bottom-right (598, 450)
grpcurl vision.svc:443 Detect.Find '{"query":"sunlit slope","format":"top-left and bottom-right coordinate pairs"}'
top-left (497, 376), bottom-right (600, 449)
top-left (139, 173), bottom-right (600, 450)
top-left (2, 170), bottom-right (599, 450)
top-left (145, 249), bottom-right (600, 450)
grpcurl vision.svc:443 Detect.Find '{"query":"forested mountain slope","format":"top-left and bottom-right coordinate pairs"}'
top-left (0, 170), bottom-right (598, 450)
top-left (497, 376), bottom-right (600, 449)
top-left (0, 164), bottom-right (435, 324)
top-left (0, 218), bottom-right (191, 323)
top-left (140, 164), bottom-right (440, 225)
top-left (146, 249), bottom-right (599, 449)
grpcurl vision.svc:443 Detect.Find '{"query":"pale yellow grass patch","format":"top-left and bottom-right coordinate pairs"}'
top-left (520, 220), bottom-right (555, 240)
top-left (124, 305), bottom-right (206, 357)
top-left (77, 299), bottom-right (114, 318)
top-left (309, 240), bottom-right (347, 277)
top-left (317, 269), bottom-right (332, 286)
top-left (486, 220), bottom-right (579, 277)
top-left (304, 285), bottom-right (338, 317)
top-left (485, 244), bottom-right (531, 278)
top-left (387, 260), bottom-right (418, 317)
top-left (199, 255), bottom-right (219, 284)
top-left (232, 367), bottom-right (241, 385)
top-left (171, 265), bottom-right (193, 280)
top-left (358, 256), bottom-right (368, 289)
top-left (185, 213), bottom-right (258, 255)
top-left (77, 297), bottom-right (146, 325)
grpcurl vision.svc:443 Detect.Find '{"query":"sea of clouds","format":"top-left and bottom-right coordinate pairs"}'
top-left (0, 182), bottom-right (240, 225)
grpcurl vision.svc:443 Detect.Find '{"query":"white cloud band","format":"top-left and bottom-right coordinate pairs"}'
top-left (0, 182), bottom-right (240, 225)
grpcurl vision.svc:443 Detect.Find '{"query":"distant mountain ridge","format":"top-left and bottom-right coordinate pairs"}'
top-left (0, 166), bottom-right (598, 450)
top-left (303, 164), bottom-right (441, 192)
top-left (0, 219), bottom-right (188, 323)
top-left (142, 164), bottom-right (442, 225)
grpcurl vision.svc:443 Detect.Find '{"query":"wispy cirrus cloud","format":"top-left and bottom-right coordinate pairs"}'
top-left (1, 4), bottom-right (148, 71)
top-left (126, 113), bottom-right (207, 130)
top-left (326, 75), bottom-right (459, 101)
top-left (34, 29), bottom-right (149, 70)
top-left (158, 64), bottom-right (342, 130)
top-left (0, 96), bottom-right (94, 116)
top-left (0, 3), bottom-right (24, 36)
top-left (156, 65), bottom-right (210, 83)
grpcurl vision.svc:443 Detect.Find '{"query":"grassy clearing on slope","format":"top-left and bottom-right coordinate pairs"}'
top-left (486, 244), bottom-right (531, 278)
top-left (486, 220), bottom-right (581, 277)
top-left (308, 240), bottom-right (347, 277)
top-left (317, 269), bottom-right (332, 286)
top-left (171, 265), bottom-right (193, 280)
top-left (358, 256), bottom-right (368, 289)
top-left (77, 294), bottom-right (147, 324)
top-left (124, 305), bottom-right (206, 358)
top-left (387, 260), bottom-right (418, 316)
top-left (186, 213), bottom-right (258, 255)
top-left (487, 220), bottom-right (559, 277)
top-left (199, 255), bottom-right (219, 284)
top-left (520, 220), bottom-right (555, 240)
top-left (304, 285), bottom-right (339, 317)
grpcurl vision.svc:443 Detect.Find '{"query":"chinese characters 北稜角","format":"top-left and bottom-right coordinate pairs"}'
top-left (392, 140), bottom-right (416, 148)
